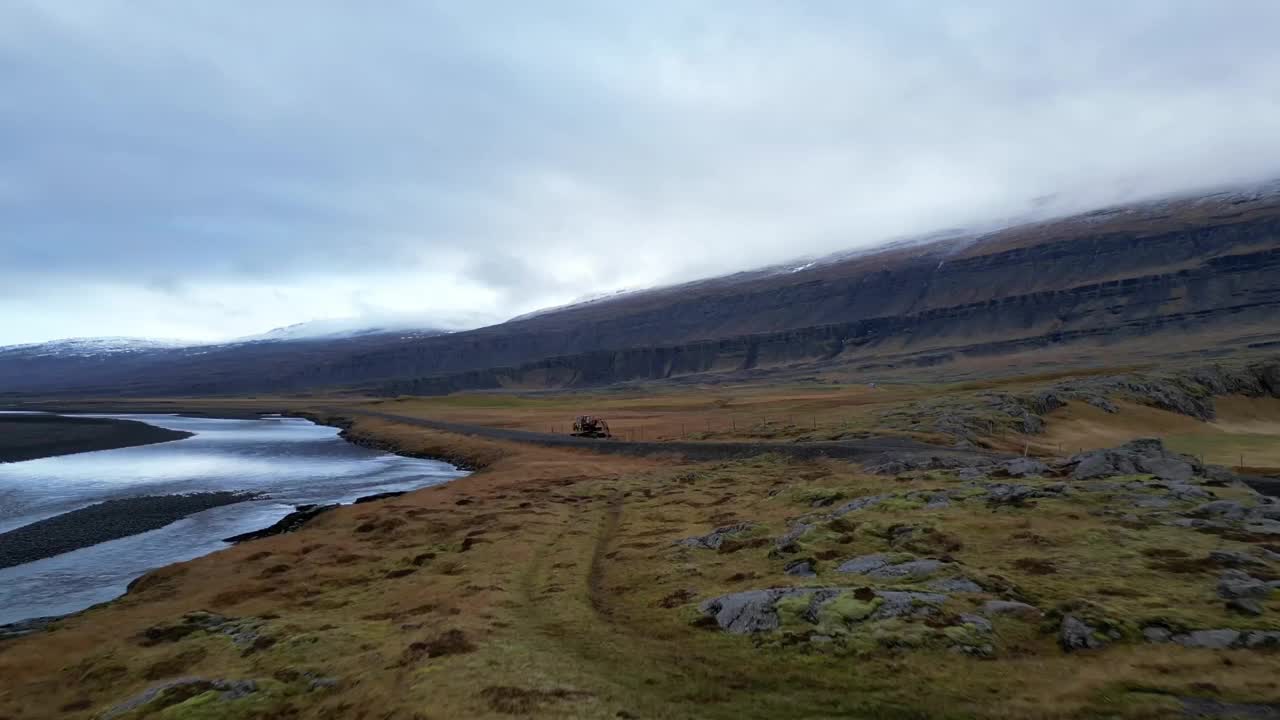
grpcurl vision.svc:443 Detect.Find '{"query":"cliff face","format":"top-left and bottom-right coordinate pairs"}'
top-left (4, 189), bottom-right (1280, 396)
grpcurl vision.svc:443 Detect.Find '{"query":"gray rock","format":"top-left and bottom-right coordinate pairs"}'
top-left (783, 559), bottom-right (816, 577)
top-left (835, 554), bottom-right (891, 575)
top-left (1244, 519), bottom-right (1280, 536)
top-left (924, 493), bottom-right (952, 510)
top-left (1059, 615), bottom-right (1105, 652)
top-left (1003, 458), bottom-right (1050, 478)
top-left (1070, 439), bottom-right (1199, 483)
top-left (1192, 501), bottom-right (1249, 521)
top-left (869, 591), bottom-right (949, 620)
top-left (1140, 457), bottom-right (1195, 483)
top-left (1242, 631), bottom-right (1280, 649)
top-left (1179, 697), bottom-right (1280, 719)
top-left (1218, 570), bottom-right (1273, 599)
top-left (983, 483), bottom-right (1042, 506)
top-left (1227, 597), bottom-right (1265, 616)
top-left (698, 589), bottom-right (794, 634)
top-left (980, 600), bottom-right (1042, 619)
top-left (1126, 495), bottom-right (1174, 509)
top-left (832, 494), bottom-right (889, 516)
top-left (1210, 550), bottom-right (1267, 568)
top-left (1073, 452), bottom-right (1137, 480)
top-left (101, 678), bottom-right (259, 720)
top-left (867, 559), bottom-right (944, 580)
top-left (1173, 629), bottom-right (1241, 649)
top-left (698, 587), bottom-right (950, 633)
top-left (677, 523), bottom-right (758, 550)
top-left (307, 677), bottom-right (339, 692)
top-left (774, 522), bottom-right (813, 550)
top-left (1142, 626), bottom-right (1172, 643)
top-left (1165, 483), bottom-right (1214, 501)
top-left (958, 613), bottom-right (994, 634)
top-left (928, 577), bottom-right (984, 593)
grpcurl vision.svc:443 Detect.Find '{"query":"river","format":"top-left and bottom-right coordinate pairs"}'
top-left (0, 413), bottom-right (465, 625)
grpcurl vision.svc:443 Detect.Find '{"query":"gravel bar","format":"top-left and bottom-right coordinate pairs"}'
top-left (0, 492), bottom-right (260, 569)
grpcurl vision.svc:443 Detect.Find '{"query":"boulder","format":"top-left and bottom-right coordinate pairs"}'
top-left (1070, 439), bottom-right (1198, 482)
top-left (1059, 614), bottom-right (1106, 652)
top-left (928, 577), bottom-right (984, 593)
top-left (698, 589), bottom-right (794, 634)
top-left (1227, 598), bottom-right (1264, 616)
top-left (676, 523), bottom-right (758, 551)
top-left (102, 678), bottom-right (259, 720)
top-left (1218, 570), bottom-right (1273, 599)
top-left (1209, 550), bottom-right (1267, 568)
top-left (1192, 501), bottom-right (1249, 521)
top-left (783, 559), bottom-right (816, 577)
top-left (924, 493), bottom-right (952, 510)
top-left (773, 522), bottom-right (813, 553)
top-left (1003, 458), bottom-right (1051, 478)
top-left (1173, 629), bottom-right (1240, 649)
top-left (869, 591), bottom-right (948, 620)
top-left (1142, 626), bottom-right (1172, 643)
top-left (866, 559), bottom-right (944, 580)
top-left (980, 600), bottom-right (1042, 620)
top-left (697, 587), bottom-right (950, 633)
top-left (835, 554), bottom-right (891, 575)
top-left (832, 495), bottom-right (889, 516)
top-left (957, 614), bottom-right (994, 634)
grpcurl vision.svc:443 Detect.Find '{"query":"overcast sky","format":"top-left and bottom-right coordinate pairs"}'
top-left (3, 2), bottom-right (1280, 345)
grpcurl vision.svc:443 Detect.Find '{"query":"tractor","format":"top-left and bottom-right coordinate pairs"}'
top-left (571, 415), bottom-right (612, 438)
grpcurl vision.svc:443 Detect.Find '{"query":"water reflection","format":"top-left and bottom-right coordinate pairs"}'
top-left (0, 414), bottom-right (465, 624)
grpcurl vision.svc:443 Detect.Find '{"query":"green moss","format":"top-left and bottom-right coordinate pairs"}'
top-left (943, 624), bottom-right (987, 647)
top-left (775, 595), bottom-right (815, 628)
top-left (153, 690), bottom-right (279, 720)
top-left (790, 488), bottom-right (846, 507)
top-left (819, 595), bottom-right (882, 625)
top-left (875, 497), bottom-right (925, 512)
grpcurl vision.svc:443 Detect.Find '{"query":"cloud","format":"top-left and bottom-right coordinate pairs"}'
top-left (2, 1), bottom-right (1280, 343)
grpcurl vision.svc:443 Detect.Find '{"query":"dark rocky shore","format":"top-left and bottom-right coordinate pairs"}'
top-left (0, 492), bottom-right (259, 569)
top-left (0, 414), bottom-right (192, 463)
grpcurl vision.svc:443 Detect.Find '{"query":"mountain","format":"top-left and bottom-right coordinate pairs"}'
top-left (0, 337), bottom-right (194, 358)
top-left (236, 316), bottom-right (458, 343)
top-left (0, 324), bottom-right (451, 397)
top-left (4, 181), bottom-right (1280, 397)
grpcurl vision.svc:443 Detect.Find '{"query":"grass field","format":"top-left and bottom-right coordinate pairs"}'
top-left (5, 380), bottom-right (1280, 717)
top-left (4, 366), bottom-right (1280, 717)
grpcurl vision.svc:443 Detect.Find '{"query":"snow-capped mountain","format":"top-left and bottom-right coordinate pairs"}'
top-left (0, 337), bottom-right (196, 359)
top-left (238, 315), bottom-right (453, 340)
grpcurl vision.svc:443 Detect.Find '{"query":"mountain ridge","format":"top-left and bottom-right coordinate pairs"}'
top-left (5, 181), bottom-right (1280, 396)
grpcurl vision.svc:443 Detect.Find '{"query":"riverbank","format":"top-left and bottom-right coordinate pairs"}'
top-left (0, 492), bottom-right (260, 569)
top-left (0, 414), bottom-right (192, 463)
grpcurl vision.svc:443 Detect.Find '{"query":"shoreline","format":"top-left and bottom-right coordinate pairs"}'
top-left (0, 414), bottom-right (470, 636)
top-left (0, 414), bottom-right (193, 463)
top-left (0, 492), bottom-right (262, 570)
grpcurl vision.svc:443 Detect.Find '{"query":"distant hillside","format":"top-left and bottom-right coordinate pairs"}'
top-left (4, 182), bottom-right (1280, 396)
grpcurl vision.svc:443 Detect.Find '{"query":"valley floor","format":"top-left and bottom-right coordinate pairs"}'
top-left (3, 365), bottom-right (1280, 718)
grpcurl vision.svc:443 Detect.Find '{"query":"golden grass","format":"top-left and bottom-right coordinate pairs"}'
top-left (5, 411), bottom-right (1280, 719)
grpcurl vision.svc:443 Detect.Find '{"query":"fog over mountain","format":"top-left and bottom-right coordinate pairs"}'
top-left (4, 1), bottom-right (1280, 344)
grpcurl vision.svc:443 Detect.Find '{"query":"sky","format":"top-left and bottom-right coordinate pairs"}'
top-left (3, 2), bottom-right (1280, 345)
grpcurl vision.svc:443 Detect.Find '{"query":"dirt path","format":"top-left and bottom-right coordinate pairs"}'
top-left (332, 407), bottom-right (1008, 465)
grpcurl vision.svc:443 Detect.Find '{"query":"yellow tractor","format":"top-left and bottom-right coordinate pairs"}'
top-left (571, 415), bottom-right (612, 438)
